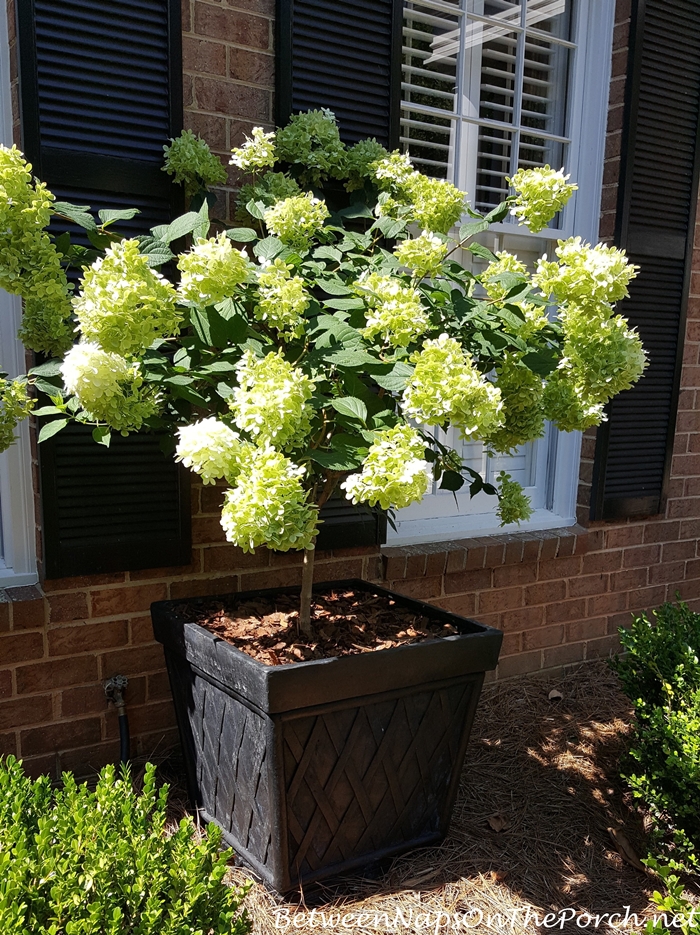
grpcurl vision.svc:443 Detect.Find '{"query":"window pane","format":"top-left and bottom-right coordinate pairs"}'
top-left (475, 126), bottom-right (513, 212)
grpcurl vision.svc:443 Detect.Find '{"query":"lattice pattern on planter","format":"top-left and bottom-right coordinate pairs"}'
top-left (167, 655), bottom-right (273, 868)
top-left (282, 678), bottom-right (476, 878)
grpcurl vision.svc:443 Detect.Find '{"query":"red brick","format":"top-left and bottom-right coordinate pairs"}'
top-left (499, 605), bottom-right (545, 632)
top-left (48, 620), bottom-right (128, 657)
top-left (484, 543), bottom-right (506, 566)
top-left (622, 544), bottom-right (661, 568)
top-left (194, 76), bottom-right (270, 120)
top-left (543, 642), bottom-right (585, 669)
top-left (478, 586), bottom-right (523, 614)
top-left (585, 634), bottom-right (621, 659)
top-left (192, 514), bottom-right (227, 545)
top-left (538, 556), bottom-right (582, 580)
top-left (0, 632), bottom-right (44, 664)
top-left (20, 717), bottom-right (102, 757)
top-left (389, 576), bottom-right (442, 600)
top-left (405, 553), bottom-right (427, 578)
top-left (556, 534), bottom-right (577, 558)
top-left (182, 0), bottom-right (191, 31)
top-left (582, 550), bottom-right (622, 574)
top-left (0, 732), bottom-right (17, 757)
top-left (648, 561), bottom-right (686, 585)
top-left (90, 583), bottom-right (167, 618)
top-left (663, 540), bottom-right (696, 562)
top-left (101, 644), bottom-right (166, 678)
top-left (522, 539), bottom-right (543, 562)
top-left (501, 633), bottom-right (521, 655)
top-left (59, 742), bottom-right (117, 778)
top-left (465, 546), bottom-right (487, 569)
top-left (193, 3), bottom-right (270, 49)
top-left (203, 545), bottom-right (269, 572)
top-left (42, 573), bottom-right (125, 593)
top-left (626, 586), bottom-right (668, 612)
top-left (10, 597), bottom-right (45, 630)
top-left (443, 568), bottom-right (492, 594)
top-left (493, 563), bottom-right (537, 588)
top-left (586, 592), bottom-right (627, 616)
top-left (681, 518), bottom-right (700, 540)
top-left (125, 701), bottom-right (176, 736)
top-left (678, 578), bottom-right (700, 601)
top-left (47, 591), bottom-right (89, 623)
top-left (610, 567), bottom-right (648, 591)
top-left (22, 753), bottom-right (58, 779)
top-left (497, 651), bottom-right (542, 679)
top-left (686, 558), bottom-right (700, 579)
top-left (523, 624), bottom-right (565, 651)
top-left (0, 670), bottom-right (11, 699)
top-left (445, 550), bottom-right (466, 575)
top-left (667, 497), bottom-right (700, 519)
top-left (568, 574), bottom-right (608, 598)
top-left (435, 593), bottom-right (476, 617)
top-left (61, 684), bottom-right (109, 718)
top-left (184, 111), bottom-right (228, 152)
top-left (169, 575), bottom-right (237, 598)
top-left (0, 694), bottom-right (52, 731)
top-left (183, 36), bottom-right (226, 75)
top-left (133, 726), bottom-right (180, 759)
top-left (545, 599), bottom-right (586, 624)
top-left (314, 558), bottom-right (364, 582)
top-left (425, 551), bottom-right (448, 577)
top-left (575, 529), bottom-right (605, 554)
top-left (228, 47), bottom-right (274, 85)
top-left (524, 579), bottom-right (566, 606)
top-left (0, 596), bottom-right (8, 633)
top-left (566, 617), bottom-right (607, 643)
top-left (147, 670), bottom-right (172, 702)
top-left (605, 524), bottom-right (644, 548)
top-left (16, 655), bottom-right (98, 694)
top-left (241, 566), bottom-right (302, 591)
top-left (200, 484), bottom-right (227, 513)
top-left (644, 520), bottom-right (681, 543)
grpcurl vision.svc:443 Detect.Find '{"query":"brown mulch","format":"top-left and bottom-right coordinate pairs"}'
top-left (186, 588), bottom-right (459, 665)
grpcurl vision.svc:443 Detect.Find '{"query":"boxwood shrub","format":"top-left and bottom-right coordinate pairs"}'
top-left (0, 757), bottom-right (250, 934)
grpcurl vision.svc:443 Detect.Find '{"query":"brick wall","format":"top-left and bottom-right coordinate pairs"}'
top-left (4, 0), bottom-right (700, 780)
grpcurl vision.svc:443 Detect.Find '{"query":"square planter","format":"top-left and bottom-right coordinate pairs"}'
top-left (151, 579), bottom-right (502, 892)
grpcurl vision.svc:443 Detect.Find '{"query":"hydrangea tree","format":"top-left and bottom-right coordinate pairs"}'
top-left (0, 111), bottom-right (646, 630)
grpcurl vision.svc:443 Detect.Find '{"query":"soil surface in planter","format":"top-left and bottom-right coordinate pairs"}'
top-left (183, 588), bottom-right (459, 665)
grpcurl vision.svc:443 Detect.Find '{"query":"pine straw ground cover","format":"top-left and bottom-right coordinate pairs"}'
top-left (216, 660), bottom-right (699, 935)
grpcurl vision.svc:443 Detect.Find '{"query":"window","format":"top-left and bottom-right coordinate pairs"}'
top-left (0, 1), bottom-right (37, 586)
top-left (388, 0), bottom-right (614, 544)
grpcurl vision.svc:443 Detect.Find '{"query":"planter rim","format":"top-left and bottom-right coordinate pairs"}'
top-left (152, 578), bottom-right (503, 714)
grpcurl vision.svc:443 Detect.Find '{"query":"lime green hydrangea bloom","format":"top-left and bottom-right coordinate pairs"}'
top-left (496, 472), bottom-right (533, 526)
top-left (74, 239), bottom-right (180, 357)
top-left (220, 446), bottom-right (319, 552)
top-left (508, 166), bottom-right (577, 233)
top-left (405, 174), bottom-right (466, 234)
top-left (372, 153), bottom-right (415, 189)
top-left (0, 378), bottom-right (34, 454)
top-left (482, 251), bottom-right (528, 302)
top-left (254, 259), bottom-right (309, 338)
top-left (230, 127), bottom-right (276, 172)
top-left (542, 371), bottom-right (605, 433)
top-left (162, 130), bottom-right (227, 198)
top-left (354, 272), bottom-right (429, 347)
top-left (342, 424), bottom-right (429, 510)
top-left (275, 109), bottom-right (347, 187)
top-left (175, 417), bottom-right (251, 485)
top-left (263, 193), bottom-right (329, 250)
top-left (394, 232), bottom-right (447, 279)
top-left (61, 342), bottom-right (159, 432)
top-left (535, 237), bottom-right (638, 307)
top-left (485, 355), bottom-right (546, 453)
top-left (559, 305), bottom-right (647, 405)
top-left (229, 350), bottom-right (314, 449)
top-left (0, 145), bottom-right (73, 355)
top-left (177, 232), bottom-right (251, 306)
top-left (235, 171), bottom-right (301, 222)
top-left (402, 334), bottom-right (503, 438)
top-left (345, 139), bottom-right (388, 191)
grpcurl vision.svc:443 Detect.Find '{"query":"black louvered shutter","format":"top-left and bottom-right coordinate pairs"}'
top-left (591, 0), bottom-right (700, 520)
top-left (17, 0), bottom-right (191, 577)
top-left (276, 0), bottom-right (402, 146)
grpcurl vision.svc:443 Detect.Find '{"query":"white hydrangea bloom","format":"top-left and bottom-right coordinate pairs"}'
top-left (508, 165), bottom-right (577, 233)
top-left (230, 127), bottom-right (276, 171)
top-left (341, 424), bottom-right (429, 510)
top-left (393, 231), bottom-right (447, 279)
top-left (175, 417), bottom-right (249, 485)
top-left (354, 272), bottom-right (429, 347)
top-left (177, 232), bottom-right (251, 306)
top-left (534, 237), bottom-right (638, 307)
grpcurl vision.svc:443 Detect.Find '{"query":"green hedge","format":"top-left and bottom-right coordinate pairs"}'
top-left (0, 757), bottom-right (250, 934)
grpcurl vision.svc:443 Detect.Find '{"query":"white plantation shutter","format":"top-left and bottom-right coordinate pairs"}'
top-left (401, 0), bottom-right (573, 210)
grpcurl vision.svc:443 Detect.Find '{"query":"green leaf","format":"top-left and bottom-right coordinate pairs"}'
top-left (98, 207), bottom-right (140, 226)
top-left (325, 348), bottom-right (377, 368)
top-left (306, 448), bottom-right (362, 471)
top-left (216, 381), bottom-right (235, 400)
top-left (330, 397), bottom-right (368, 423)
top-left (92, 426), bottom-right (111, 447)
top-left (522, 348), bottom-right (560, 376)
top-left (322, 297), bottom-right (365, 311)
top-left (253, 236), bottom-right (284, 261)
top-left (189, 305), bottom-right (248, 348)
top-left (226, 227), bottom-right (258, 243)
top-left (485, 200), bottom-right (512, 223)
top-left (29, 359), bottom-right (63, 377)
top-left (31, 405), bottom-right (64, 417)
top-left (439, 470), bottom-right (465, 492)
top-left (372, 216), bottom-right (406, 239)
top-left (139, 238), bottom-right (175, 267)
top-left (468, 242), bottom-right (498, 263)
top-left (52, 201), bottom-right (96, 230)
top-left (316, 277), bottom-right (352, 296)
top-left (459, 219), bottom-right (489, 240)
top-left (162, 211), bottom-right (203, 244)
top-left (38, 419), bottom-right (69, 443)
top-left (371, 361), bottom-right (414, 393)
top-left (87, 229), bottom-right (116, 250)
top-left (33, 377), bottom-right (63, 397)
top-left (245, 200), bottom-right (266, 221)
top-left (338, 203), bottom-right (374, 219)
top-left (193, 198), bottom-right (210, 240)
top-left (313, 245), bottom-right (342, 262)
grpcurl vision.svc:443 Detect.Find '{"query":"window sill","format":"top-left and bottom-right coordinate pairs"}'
top-left (381, 524), bottom-right (594, 580)
top-left (0, 567), bottom-right (39, 588)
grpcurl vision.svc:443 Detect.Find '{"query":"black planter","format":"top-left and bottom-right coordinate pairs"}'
top-left (151, 579), bottom-right (502, 893)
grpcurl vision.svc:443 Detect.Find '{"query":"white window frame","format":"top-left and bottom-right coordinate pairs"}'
top-left (0, 0), bottom-right (38, 586)
top-left (389, 0), bottom-right (615, 545)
